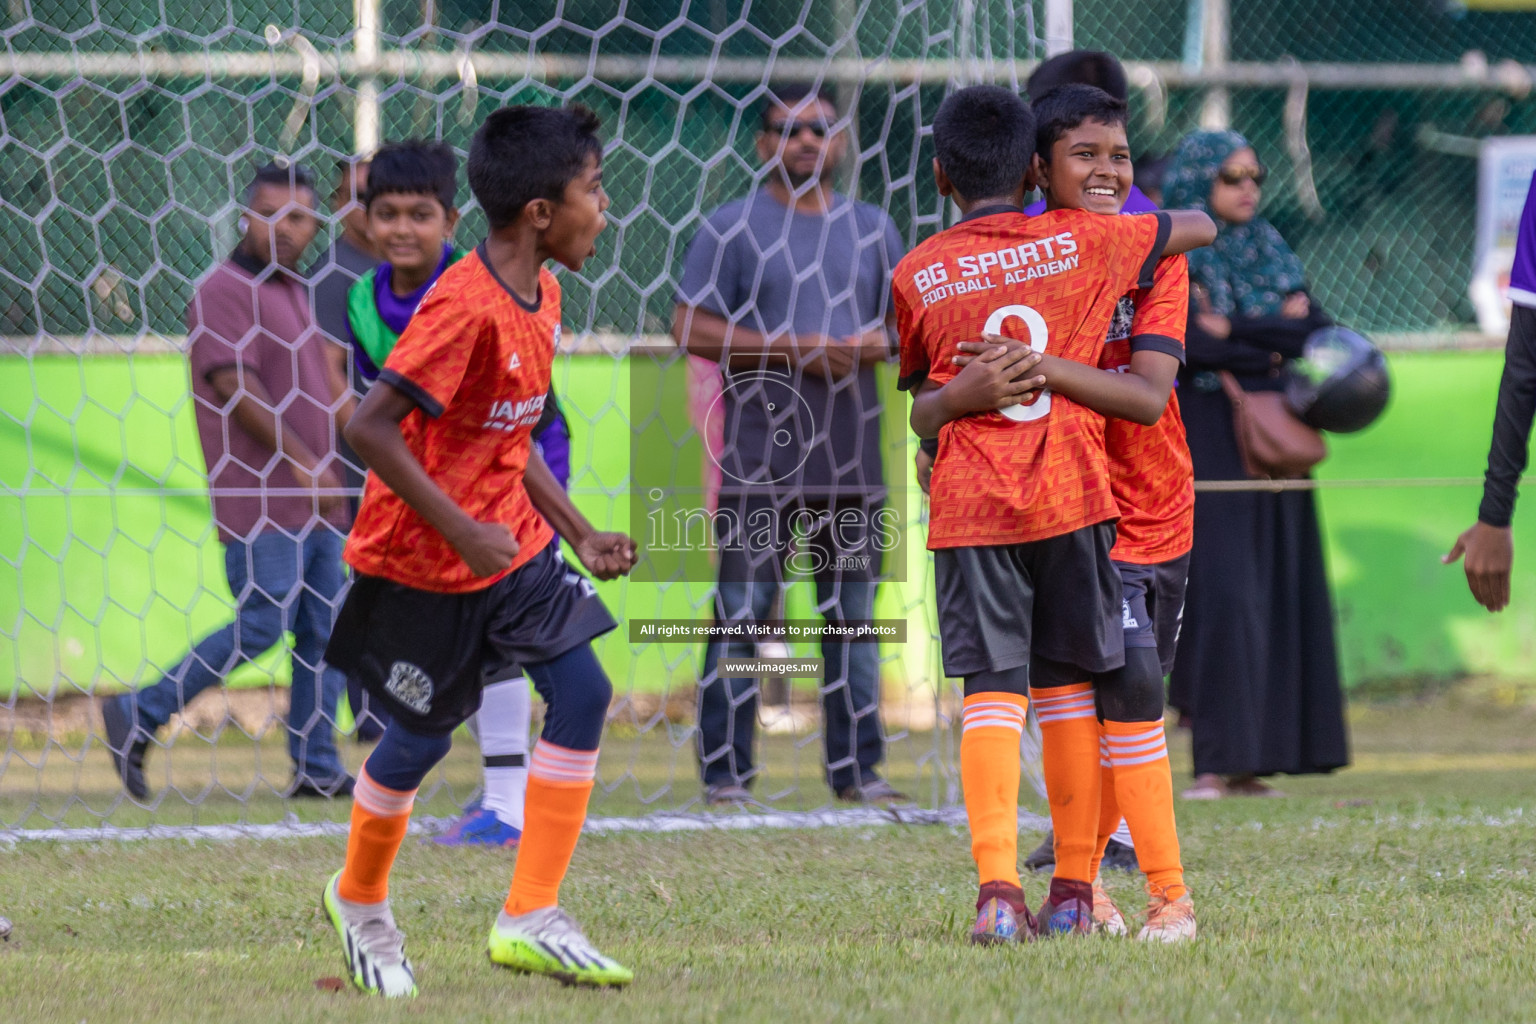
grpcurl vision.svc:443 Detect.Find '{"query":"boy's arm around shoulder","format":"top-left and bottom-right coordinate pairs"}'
top-left (1159, 211), bottom-right (1217, 255)
top-left (1098, 209), bottom-right (1215, 258)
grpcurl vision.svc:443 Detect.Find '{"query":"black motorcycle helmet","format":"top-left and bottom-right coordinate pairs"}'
top-left (1285, 326), bottom-right (1391, 434)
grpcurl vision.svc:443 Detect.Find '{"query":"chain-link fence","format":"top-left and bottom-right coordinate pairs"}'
top-left (5, 1), bottom-right (1536, 833)
top-left (6, 2), bottom-right (1536, 338)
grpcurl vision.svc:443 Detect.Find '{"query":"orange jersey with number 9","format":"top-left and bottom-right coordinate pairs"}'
top-left (895, 207), bottom-right (1170, 548)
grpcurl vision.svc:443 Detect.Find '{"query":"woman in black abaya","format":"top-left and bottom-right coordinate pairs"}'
top-left (1164, 130), bottom-right (1350, 798)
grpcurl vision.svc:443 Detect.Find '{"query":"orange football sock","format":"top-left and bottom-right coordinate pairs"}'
top-left (337, 767), bottom-right (416, 904)
top-left (959, 692), bottom-right (1030, 888)
top-left (1031, 683), bottom-right (1102, 884)
top-left (504, 741), bottom-right (598, 916)
top-left (1087, 739), bottom-right (1121, 881)
top-left (1102, 718), bottom-right (1185, 899)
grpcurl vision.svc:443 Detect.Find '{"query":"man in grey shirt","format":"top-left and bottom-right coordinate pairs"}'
top-left (673, 84), bottom-right (906, 805)
top-left (308, 156), bottom-right (378, 353)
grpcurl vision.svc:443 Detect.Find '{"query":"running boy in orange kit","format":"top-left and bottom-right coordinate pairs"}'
top-left (318, 104), bottom-right (638, 996)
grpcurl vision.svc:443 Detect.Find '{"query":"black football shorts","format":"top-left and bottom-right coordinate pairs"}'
top-left (325, 542), bottom-right (616, 734)
top-left (1115, 554), bottom-right (1190, 678)
top-left (934, 522), bottom-right (1124, 681)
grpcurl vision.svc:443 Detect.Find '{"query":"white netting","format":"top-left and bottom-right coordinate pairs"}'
top-left (11, 2), bottom-right (1530, 837)
top-left (0, 1), bottom-right (1054, 834)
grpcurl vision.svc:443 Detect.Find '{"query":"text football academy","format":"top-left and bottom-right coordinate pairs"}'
top-left (912, 231), bottom-right (1082, 306)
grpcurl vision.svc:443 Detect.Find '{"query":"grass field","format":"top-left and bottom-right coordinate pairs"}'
top-left (6, 690), bottom-right (1536, 1023)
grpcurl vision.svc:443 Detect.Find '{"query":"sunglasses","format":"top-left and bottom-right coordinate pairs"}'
top-left (1217, 165), bottom-right (1268, 187)
top-left (766, 119), bottom-right (830, 139)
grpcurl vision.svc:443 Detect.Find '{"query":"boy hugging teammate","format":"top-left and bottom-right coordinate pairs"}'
top-left (894, 86), bottom-right (1213, 944)
top-left (320, 105), bottom-right (637, 996)
top-left (953, 83), bottom-right (1199, 941)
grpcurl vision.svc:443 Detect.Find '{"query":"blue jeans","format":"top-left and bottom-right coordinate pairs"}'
top-left (129, 529), bottom-right (348, 781)
top-left (697, 498), bottom-right (885, 792)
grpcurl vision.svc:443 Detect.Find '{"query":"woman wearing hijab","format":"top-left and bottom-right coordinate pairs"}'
top-left (1163, 130), bottom-right (1350, 799)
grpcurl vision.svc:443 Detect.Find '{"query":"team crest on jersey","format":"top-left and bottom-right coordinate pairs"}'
top-left (385, 661), bottom-right (434, 714)
top-left (1107, 296), bottom-right (1135, 343)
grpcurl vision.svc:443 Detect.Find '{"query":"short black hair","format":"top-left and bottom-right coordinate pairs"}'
top-left (364, 140), bottom-right (459, 211)
top-left (759, 83), bottom-right (837, 130)
top-left (1032, 84), bottom-right (1128, 161)
top-left (1027, 50), bottom-right (1128, 103)
top-left (244, 162), bottom-right (316, 205)
top-left (931, 85), bottom-right (1036, 201)
top-left (467, 104), bottom-right (603, 230)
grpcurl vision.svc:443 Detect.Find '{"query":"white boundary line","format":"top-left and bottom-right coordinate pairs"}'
top-left (0, 807), bottom-right (1048, 845)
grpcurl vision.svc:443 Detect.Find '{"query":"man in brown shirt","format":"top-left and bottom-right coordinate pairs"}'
top-left (101, 164), bottom-right (355, 799)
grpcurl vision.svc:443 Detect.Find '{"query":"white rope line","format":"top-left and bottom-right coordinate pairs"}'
top-left (0, 50), bottom-right (1530, 93)
top-left (1193, 476), bottom-right (1488, 492)
top-left (0, 330), bottom-right (1508, 357)
top-left (0, 807), bottom-right (1048, 845)
top-left (8, 805), bottom-right (1533, 845)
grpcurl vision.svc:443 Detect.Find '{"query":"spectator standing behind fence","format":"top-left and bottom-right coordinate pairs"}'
top-left (1163, 131), bottom-right (1350, 799)
top-left (308, 157), bottom-right (383, 739)
top-left (100, 163), bottom-right (356, 800)
top-left (309, 157), bottom-right (378, 361)
top-left (308, 158), bottom-right (376, 510)
top-left (673, 84), bottom-right (908, 806)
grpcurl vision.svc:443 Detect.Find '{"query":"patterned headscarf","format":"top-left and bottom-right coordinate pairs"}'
top-left (1162, 129), bottom-right (1307, 318)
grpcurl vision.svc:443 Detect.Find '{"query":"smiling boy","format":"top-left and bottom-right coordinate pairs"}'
top-left (345, 140), bottom-right (464, 382)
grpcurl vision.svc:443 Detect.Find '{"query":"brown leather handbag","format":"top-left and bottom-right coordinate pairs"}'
top-left (1218, 370), bottom-right (1327, 479)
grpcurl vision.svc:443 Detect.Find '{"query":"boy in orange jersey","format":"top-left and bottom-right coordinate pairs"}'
top-left (946, 84), bottom-right (1198, 942)
top-left (895, 85), bottom-right (1213, 944)
top-left (318, 105), bottom-right (638, 996)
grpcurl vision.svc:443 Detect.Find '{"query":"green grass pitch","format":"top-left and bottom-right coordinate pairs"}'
top-left (5, 694), bottom-right (1536, 1023)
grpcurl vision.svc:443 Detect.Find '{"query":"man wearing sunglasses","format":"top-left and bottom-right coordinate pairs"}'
top-left (673, 84), bottom-right (907, 807)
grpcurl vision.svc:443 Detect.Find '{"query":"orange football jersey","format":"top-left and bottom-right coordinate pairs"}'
top-left (1099, 255), bottom-right (1195, 564)
top-left (345, 247), bottom-right (556, 593)
top-left (896, 206), bottom-right (1170, 548)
